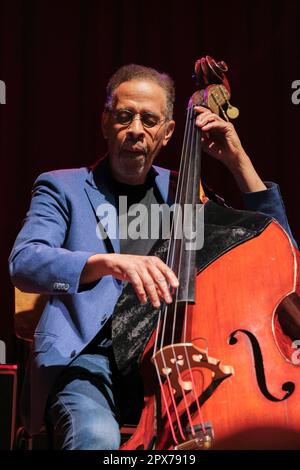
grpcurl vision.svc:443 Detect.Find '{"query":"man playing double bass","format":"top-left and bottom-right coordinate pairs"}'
top-left (9, 63), bottom-right (297, 449)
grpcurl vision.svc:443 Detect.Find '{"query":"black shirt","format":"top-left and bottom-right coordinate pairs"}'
top-left (112, 171), bottom-right (165, 256)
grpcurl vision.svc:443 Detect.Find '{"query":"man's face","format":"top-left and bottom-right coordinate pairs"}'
top-left (102, 79), bottom-right (175, 185)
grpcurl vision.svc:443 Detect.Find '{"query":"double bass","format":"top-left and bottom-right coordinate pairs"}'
top-left (112, 56), bottom-right (300, 450)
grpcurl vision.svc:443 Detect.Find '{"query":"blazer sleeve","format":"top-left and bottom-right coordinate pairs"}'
top-left (242, 182), bottom-right (298, 248)
top-left (9, 172), bottom-right (96, 295)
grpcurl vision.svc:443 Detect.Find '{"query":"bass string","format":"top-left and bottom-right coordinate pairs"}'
top-left (154, 105), bottom-right (195, 353)
top-left (167, 107), bottom-right (206, 439)
top-left (152, 106), bottom-right (201, 443)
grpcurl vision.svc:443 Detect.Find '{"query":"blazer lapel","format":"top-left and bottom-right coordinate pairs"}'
top-left (153, 165), bottom-right (177, 205)
top-left (85, 158), bottom-right (120, 253)
top-left (84, 159), bottom-right (176, 254)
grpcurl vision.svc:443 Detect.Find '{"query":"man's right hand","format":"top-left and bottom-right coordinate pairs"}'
top-left (80, 253), bottom-right (179, 308)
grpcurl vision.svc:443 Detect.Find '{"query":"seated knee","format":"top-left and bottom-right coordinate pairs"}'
top-left (75, 417), bottom-right (120, 450)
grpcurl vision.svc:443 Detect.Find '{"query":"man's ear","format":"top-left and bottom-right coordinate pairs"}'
top-left (162, 120), bottom-right (175, 147)
top-left (101, 110), bottom-right (109, 139)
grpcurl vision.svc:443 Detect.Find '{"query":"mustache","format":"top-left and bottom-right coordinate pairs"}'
top-left (121, 142), bottom-right (147, 154)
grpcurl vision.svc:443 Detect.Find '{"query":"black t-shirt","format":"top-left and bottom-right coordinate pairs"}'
top-left (84, 170), bottom-right (166, 354)
top-left (112, 171), bottom-right (165, 255)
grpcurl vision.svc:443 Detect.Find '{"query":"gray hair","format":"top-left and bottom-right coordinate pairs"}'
top-left (105, 64), bottom-right (175, 120)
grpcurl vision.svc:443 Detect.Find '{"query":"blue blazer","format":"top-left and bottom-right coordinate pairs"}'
top-left (9, 158), bottom-right (296, 434)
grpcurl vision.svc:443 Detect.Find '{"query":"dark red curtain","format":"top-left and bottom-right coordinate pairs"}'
top-left (1, 0), bottom-right (300, 361)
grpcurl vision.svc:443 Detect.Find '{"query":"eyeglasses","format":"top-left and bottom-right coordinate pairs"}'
top-left (111, 108), bottom-right (167, 128)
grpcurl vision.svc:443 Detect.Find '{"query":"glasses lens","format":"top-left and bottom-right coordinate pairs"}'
top-left (113, 109), bottom-right (163, 128)
top-left (141, 113), bottom-right (160, 128)
top-left (114, 109), bottom-right (133, 125)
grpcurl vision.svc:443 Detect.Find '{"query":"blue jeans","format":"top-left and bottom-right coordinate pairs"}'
top-left (46, 318), bottom-right (143, 450)
top-left (46, 348), bottom-right (121, 450)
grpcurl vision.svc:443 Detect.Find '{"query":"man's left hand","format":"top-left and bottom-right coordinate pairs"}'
top-left (194, 105), bottom-right (246, 169)
top-left (194, 105), bottom-right (267, 193)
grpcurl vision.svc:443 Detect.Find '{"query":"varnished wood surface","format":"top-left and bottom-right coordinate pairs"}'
top-left (123, 222), bottom-right (300, 450)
